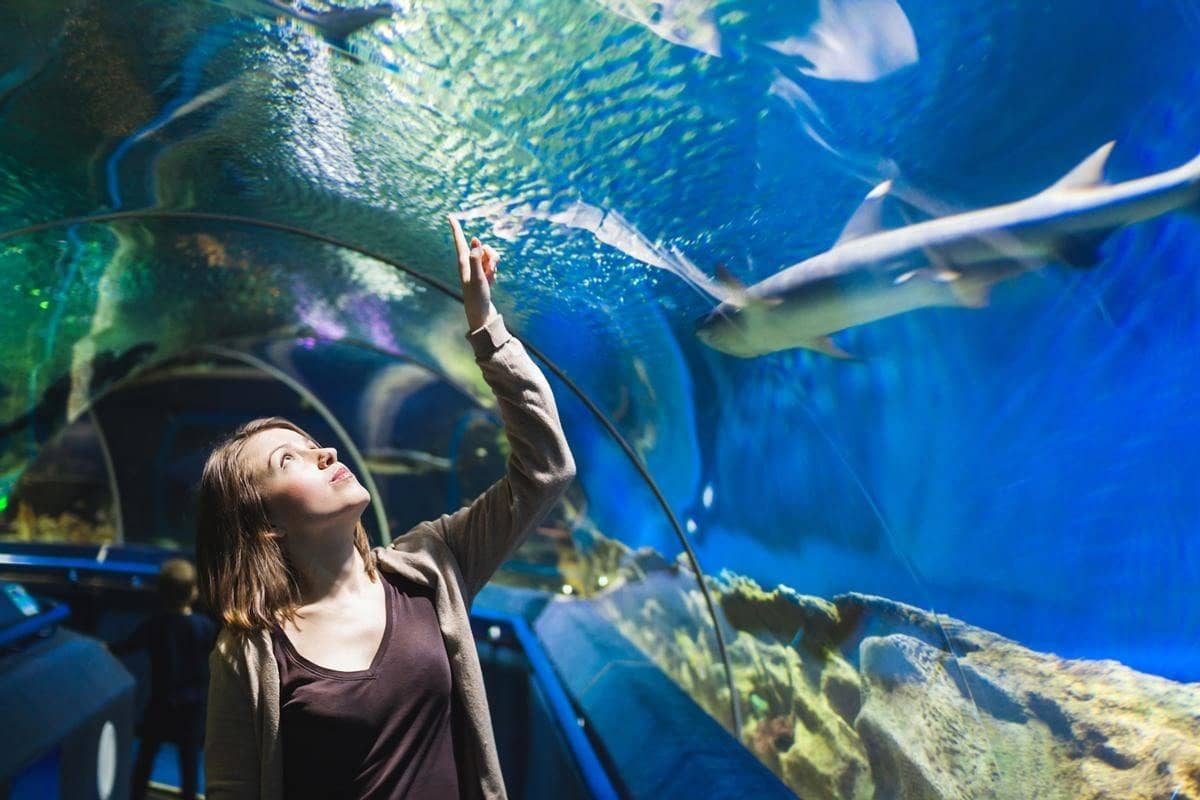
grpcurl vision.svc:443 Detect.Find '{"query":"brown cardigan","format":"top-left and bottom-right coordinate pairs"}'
top-left (205, 315), bottom-right (576, 799)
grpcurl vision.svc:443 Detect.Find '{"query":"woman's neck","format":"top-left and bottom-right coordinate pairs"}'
top-left (287, 529), bottom-right (372, 606)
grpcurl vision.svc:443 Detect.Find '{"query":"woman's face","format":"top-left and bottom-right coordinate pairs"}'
top-left (240, 427), bottom-right (371, 537)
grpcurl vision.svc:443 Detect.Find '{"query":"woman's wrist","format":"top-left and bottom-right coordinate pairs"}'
top-left (465, 313), bottom-right (512, 360)
top-left (466, 304), bottom-right (499, 333)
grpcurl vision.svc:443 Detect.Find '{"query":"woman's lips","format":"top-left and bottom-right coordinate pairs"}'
top-left (330, 465), bottom-right (352, 483)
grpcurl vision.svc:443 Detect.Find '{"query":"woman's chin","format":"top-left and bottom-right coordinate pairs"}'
top-left (321, 491), bottom-right (371, 523)
top-left (350, 489), bottom-right (372, 512)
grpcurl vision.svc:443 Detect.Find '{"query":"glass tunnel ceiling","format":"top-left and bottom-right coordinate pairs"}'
top-left (3, 0), bottom-right (1200, 661)
top-left (3, 0), bottom-right (1200, 794)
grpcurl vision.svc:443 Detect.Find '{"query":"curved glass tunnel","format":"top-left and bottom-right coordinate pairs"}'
top-left (1, 0), bottom-right (1198, 797)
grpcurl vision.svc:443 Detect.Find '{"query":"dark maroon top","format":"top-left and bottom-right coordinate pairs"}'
top-left (271, 573), bottom-right (459, 800)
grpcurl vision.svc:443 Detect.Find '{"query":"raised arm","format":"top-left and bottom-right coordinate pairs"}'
top-left (427, 219), bottom-right (576, 603)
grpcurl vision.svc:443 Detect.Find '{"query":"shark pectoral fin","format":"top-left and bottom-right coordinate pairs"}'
top-left (1048, 141), bottom-right (1116, 191)
top-left (835, 179), bottom-right (893, 244)
top-left (1051, 231), bottom-right (1110, 268)
top-left (809, 336), bottom-right (858, 360)
top-left (950, 280), bottom-right (991, 308)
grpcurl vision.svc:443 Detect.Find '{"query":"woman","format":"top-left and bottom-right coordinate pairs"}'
top-left (197, 218), bottom-right (576, 799)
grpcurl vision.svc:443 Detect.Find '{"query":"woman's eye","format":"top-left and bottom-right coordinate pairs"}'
top-left (281, 453), bottom-right (293, 465)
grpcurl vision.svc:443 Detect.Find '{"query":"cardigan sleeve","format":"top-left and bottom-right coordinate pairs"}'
top-left (427, 315), bottom-right (576, 604)
top-left (204, 633), bottom-right (260, 800)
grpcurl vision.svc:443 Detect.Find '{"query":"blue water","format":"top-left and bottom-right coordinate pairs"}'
top-left (519, 0), bottom-right (1200, 681)
top-left (1, 0), bottom-right (1197, 687)
top-left (1, 4), bottom-right (1199, 799)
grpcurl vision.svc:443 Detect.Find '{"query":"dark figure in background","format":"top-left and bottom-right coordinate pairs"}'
top-left (112, 558), bottom-right (219, 800)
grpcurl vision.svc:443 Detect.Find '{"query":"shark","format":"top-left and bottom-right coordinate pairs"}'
top-left (694, 141), bottom-right (1200, 359)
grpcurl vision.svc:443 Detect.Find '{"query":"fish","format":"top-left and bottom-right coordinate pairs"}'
top-left (205, 1), bottom-right (396, 51)
top-left (263, 1), bottom-right (396, 50)
top-left (590, 0), bottom-right (917, 83)
top-left (694, 142), bottom-right (1200, 359)
top-left (590, 0), bottom-right (721, 57)
top-left (456, 198), bottom-right (732, 303)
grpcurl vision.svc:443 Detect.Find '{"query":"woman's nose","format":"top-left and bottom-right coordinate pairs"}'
top-left (318, 447), bottom-right (337, 468)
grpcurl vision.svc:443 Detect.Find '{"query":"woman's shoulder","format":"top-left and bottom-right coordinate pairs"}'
top-left (378, 522), bottom-right (459, 556)
top-left (373, 527), bottom-right (459, 583)
top-left (212, 626), bottom-right (272, 670)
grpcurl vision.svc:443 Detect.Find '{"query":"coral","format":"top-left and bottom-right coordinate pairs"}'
top-left (575, 537), bottom-right (1200, 799)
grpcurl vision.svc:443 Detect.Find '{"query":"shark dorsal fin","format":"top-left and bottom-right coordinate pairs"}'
top-left (835, 180), bottom-right (893, 245)
top-left (1049, 141), bottom-right (1116, 191)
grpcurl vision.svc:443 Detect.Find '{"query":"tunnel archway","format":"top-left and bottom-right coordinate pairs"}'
top-left (2, 1), bottom-right (1198, 796)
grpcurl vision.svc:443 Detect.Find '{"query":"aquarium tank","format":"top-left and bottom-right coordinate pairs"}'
top-left (1, 0), bottom-right (1197, 796)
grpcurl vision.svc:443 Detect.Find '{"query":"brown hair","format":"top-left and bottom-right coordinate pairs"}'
top-left (158, 558), bottom-right (198, 610)
top-left (195, 417), bottom-right (376, 632)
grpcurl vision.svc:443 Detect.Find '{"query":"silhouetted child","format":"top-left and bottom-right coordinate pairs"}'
top-left (111, 558), bottom-right (218, 800)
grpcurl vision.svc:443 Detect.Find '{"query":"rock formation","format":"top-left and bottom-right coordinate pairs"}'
top-left (594, 563), bottom-right (1200, 799)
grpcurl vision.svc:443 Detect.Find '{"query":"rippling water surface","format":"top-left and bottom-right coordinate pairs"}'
top-left (1, 0), bottom-right (1198, 792)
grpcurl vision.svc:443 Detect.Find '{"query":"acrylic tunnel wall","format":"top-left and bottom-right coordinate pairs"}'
top-left (1, 0), bottom-right (1198, 797)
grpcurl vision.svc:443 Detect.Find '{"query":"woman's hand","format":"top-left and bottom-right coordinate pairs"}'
top-left (449, 216), bottom-right (499, 332)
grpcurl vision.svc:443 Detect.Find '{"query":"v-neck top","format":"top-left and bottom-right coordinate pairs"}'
top-left (271, 573), bottom-right (459, 799)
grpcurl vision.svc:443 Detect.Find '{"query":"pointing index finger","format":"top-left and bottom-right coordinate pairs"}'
top-left (448, 216), bottom-right (470, 283)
